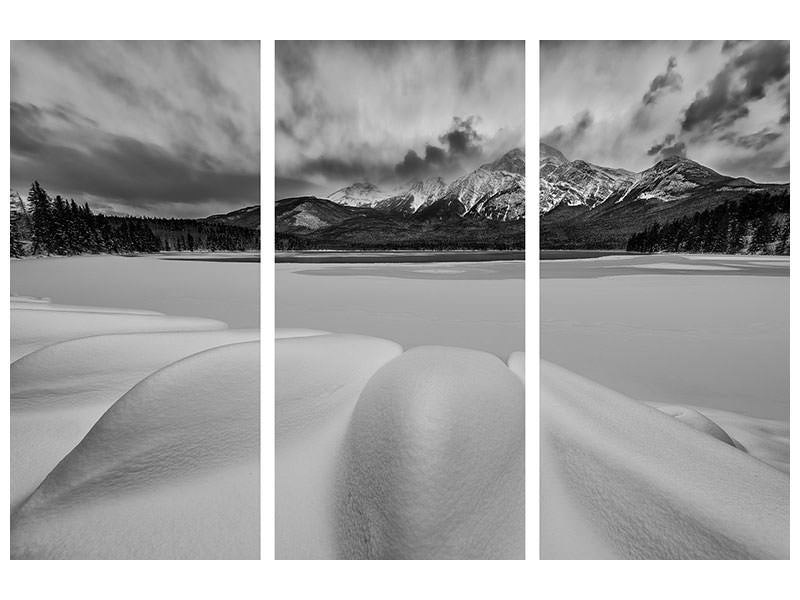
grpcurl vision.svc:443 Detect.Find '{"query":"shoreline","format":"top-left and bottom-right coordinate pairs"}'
top-left (541, 249), bottom-right (789, 261)
top-left (276, 250), bottom-right (525, 264)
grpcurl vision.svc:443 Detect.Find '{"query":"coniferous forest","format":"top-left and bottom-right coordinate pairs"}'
top-left (10, 181), bottom-right (259, 258)
top-left (625, 191), bottom-right (790, 255)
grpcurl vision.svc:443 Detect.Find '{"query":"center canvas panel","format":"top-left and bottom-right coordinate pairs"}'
top-left (274, 40), bottom-right (526, 560)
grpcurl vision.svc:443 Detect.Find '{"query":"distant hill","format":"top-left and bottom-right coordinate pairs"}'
top-left (205, 205), bottom-right (260, 229)
top-left (540, 143), bottom-right (788, 249)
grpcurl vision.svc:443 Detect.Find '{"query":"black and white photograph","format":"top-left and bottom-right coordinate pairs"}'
top-left (540, 40), bottom-right (789, 559)
top-left (9, 40), bottom-right (261, 559)
top-left (275, 40), bottom-right (525, 559)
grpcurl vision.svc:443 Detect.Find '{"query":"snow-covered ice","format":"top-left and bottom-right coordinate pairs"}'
top-left (276, 260), bottom-right (524, 358)
top-left (11, 254), bottom-right (260, 328)
top-left (541, 255), bottom-right (789, 420)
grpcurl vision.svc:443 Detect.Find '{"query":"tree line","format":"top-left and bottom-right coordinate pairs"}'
top-left (626, 191), bottom-right (789, 255)
top-left (11, 181), bottom-right (259, 257)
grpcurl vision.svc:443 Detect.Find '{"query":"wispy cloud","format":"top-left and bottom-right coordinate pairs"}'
top-left (275, 41), bottom-right (525, 198)
top-left (541, 40), bottom-right (789, 183)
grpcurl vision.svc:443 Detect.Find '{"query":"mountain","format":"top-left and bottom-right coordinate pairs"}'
top-left (540, 144), bottom-right (788, 248)
top-left (275, 196), bottom-right (371, 232)
top-left (324, 147), bottom-right (526, 221)
top-left (418, 160), bottom-right (524, 221)
top-left (275, 148), bottom-right (526, 251)
top-left (205, 205), bottom-right (260, 229)
top-left (539, 143), bottom-right (635, 213)
top-left (373, 177), bottom-right (447, 215)
top-left (328, 182), bottom-right (391, 208)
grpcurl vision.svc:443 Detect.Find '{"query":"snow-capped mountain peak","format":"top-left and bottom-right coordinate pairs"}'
top-left (328, 182), bottom-right (388, 208)
top-left (324, 148), bottom-right (526, 222)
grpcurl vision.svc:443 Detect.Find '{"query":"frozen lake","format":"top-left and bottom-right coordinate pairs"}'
top-left (541, 254), bottom-right (789, 420)
top-left (11, 254), bottom-right (260, 328)
top-left (276, 260), bottom-right (525, 358)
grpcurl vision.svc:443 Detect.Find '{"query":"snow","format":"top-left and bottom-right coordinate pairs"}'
top-left (11, 305), bottom-right (227, 361)
top-left (541, 254), bottom-right (788, 559)
top-left (11, 254), bottom-right (260, 328)
top-left (338, 346), bottom-right (525, 559)
top-left (276, 333), bottom-right (403, 558)
top-left (276, 260), bottom-right (524, 358)
top-left (541, 361), bottom-right (788, 559)
top-left (10, 256), bottom-right (259, 559)
top-left (626, 262), bottom-right (738, 270)
top-left (541, 256), bottom-right (789, 420)
top-left (508, 351), bottom-right (525, 383)
top-left (12, 342), bottom-right (259, 559)
top-left (11, 328), bottom-right (259, 510)
top-left (276, 335), bottom-right (525, 559)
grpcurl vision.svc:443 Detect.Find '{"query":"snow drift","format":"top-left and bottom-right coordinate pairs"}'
top-left (10, 297), bottom-right (260, 559)
top-left (275, 333), bottom-right (525, 559)
top-left (540, 361), bottom-right (789, 560)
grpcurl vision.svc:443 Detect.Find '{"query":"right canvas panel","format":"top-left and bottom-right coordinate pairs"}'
top-left (539, 40), bottom-right (789, 559)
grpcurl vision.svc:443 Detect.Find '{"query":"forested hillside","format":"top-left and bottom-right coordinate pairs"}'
top-left (11, 181), bottom-right (259, 257)
top-left (626, 192), bottom-right (789, 255)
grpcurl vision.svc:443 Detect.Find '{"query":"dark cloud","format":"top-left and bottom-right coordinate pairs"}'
top-left (11, 101), bottom-right (257, 216)
top-left (424, 144), bottom-right (447, 166)
top-left (682, 40), bottom-right (789, 133)
top-left (659, 141), bottom-right (686, 159)
top-left (647, 133), bottom-right (686, 159)
top-left (394, 116), bottom-right (486, 180)
top-left (722, 40), bottom-right (744, 53)
top-left (395, 150), bottom-right (426, 179)
top-left (541, 110), bottom-right (593, 150)
top-left (719, 128), bottom-right (782, 150)
top-left (642, 57), bottom-right (683, 105)
top-left (438, 116), bottom-right (483, 158)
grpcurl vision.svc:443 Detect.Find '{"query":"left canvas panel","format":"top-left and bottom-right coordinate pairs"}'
top-left (10, 40), bottom-right (261, 559)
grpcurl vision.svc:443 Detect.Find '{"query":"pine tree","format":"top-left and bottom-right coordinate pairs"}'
top-left (11, 213), bottom-right (24, 257)
top-left (27, 181), bottom-right (52, 255)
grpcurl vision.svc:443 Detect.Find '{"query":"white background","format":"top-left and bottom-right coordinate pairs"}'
top-left (1, 1), bottom-right (797, 597)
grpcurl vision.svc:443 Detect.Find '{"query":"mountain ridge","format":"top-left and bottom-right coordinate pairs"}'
top-left (275, 148), bottom-right (526, 251)
top-left (540, 143), bottom-right (788, 249)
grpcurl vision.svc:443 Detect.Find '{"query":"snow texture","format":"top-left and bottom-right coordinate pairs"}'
top-left (12, 341), bottom-right (260, 559)
top-left (276, 335), bottom-right (525, 559)
top-left (541, 361), bottom-right (788, 560)
top-left (10, 260), bottom-right (260, 559)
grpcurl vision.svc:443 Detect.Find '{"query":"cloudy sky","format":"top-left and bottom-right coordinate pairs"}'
top-left (11, 41), bottom-right (259, 217)
top-left (541, 41), bottom-right (789, 182)
top-left (276, 41), bottom-right (525, 199)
